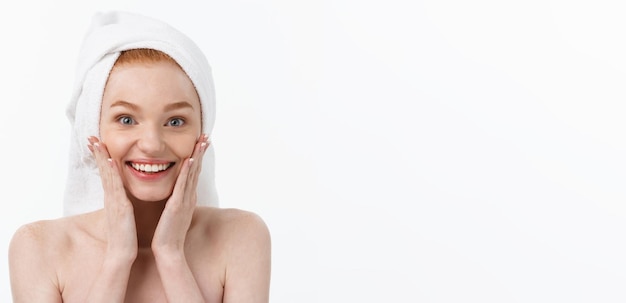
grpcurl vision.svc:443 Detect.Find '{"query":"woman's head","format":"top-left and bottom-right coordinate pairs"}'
top-left (64, 11), bottom-right (218, 216)
top-left (100, 49), bottom-right (202, 202)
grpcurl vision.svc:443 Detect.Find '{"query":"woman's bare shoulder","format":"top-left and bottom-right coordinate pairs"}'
top-left (10, 218), bottom-right (70, 252)
top-left (191, 206), bottom-right (271, 255)
top-left (9, 216), bottom-right (77, 300)
top-left (10, 212), bottom-right (101, 260)
top-left (194, 207), bottom-right (270, 237)
top-left (193, 207), bottom-right (271, 300)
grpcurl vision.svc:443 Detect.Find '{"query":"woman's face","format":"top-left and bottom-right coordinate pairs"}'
top-left (100, 60), bottom-right (202, 202)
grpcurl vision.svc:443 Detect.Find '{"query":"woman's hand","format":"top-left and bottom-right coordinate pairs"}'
top-left (150, 134), bottom-right (209, 302)
top-left (88, 136), bottom-right (138, 262)
top-left (84, 137), bottom-right (137, 302)
top-left (151, 134), bottom-right (209, 257)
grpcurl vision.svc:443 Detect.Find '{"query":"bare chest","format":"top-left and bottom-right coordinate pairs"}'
top-left (60, 249), bottom-right (224, 303)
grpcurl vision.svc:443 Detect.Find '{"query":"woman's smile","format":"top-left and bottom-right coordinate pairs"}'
top-left (99, 59), bottom-right (202, 202)
top-left (126, 160), bottom-right (176, 180)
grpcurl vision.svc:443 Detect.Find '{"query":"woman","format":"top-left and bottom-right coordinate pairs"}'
top-left (9, 11), bottom-right (271, 303)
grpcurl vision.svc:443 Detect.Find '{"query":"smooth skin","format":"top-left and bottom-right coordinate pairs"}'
top-left (9, 60), bottom-right (271, 303)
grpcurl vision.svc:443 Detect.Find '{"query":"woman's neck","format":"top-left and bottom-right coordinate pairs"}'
top-left (131, 199), bottom-right (167, 248)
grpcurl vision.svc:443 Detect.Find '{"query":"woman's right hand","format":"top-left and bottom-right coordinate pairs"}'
top-left (88, 136), bottom-right (138, 262)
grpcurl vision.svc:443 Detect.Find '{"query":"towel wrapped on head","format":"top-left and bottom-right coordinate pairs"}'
top-left (64, 11), bottom-right (219, 216)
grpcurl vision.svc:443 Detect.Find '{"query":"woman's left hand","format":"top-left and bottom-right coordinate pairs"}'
top-left (151, 134), bottom-right (209, 256)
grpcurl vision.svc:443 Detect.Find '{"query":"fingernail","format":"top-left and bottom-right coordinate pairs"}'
top-left (201, 142), bottom-right (207, 151)
top-left (189, 158), bottom-right (195, 167)
top-left (107, 158), bottom-right (113, 167)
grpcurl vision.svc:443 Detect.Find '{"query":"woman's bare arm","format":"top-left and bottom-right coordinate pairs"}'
top-left (152, 137), bottom-right (209, 302)
top-left (84, 138), bottom-right (138, 302)
top-left (9, 222), bottom-right (63, 303)
top-left (223, 211), bottom-right (272, 303)
top-left (84, 253), bottom-right (135, 302)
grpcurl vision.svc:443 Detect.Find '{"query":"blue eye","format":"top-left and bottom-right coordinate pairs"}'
top-left (118, 116), bottom-right (134, 125)
top-left (167, 118), bottom-right (185, 127)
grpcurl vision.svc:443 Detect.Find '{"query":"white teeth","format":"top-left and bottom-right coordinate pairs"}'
top-left (131, 162), bottom-right (171, 173)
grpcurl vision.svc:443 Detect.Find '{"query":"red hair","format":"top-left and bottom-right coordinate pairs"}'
top-left (114, 48), bottom-right (181, 68)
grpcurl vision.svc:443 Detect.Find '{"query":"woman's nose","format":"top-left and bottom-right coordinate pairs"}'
top-left (136, 125), bottom-right (165, 154)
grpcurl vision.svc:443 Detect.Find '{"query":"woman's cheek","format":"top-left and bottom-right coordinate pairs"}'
top-left (177, 134), bottom-right (200, 158)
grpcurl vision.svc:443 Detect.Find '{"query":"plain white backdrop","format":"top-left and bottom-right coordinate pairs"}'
top-left (1, 0), bottom-right (625, 302)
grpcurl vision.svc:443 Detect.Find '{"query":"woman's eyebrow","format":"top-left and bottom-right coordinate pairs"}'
top-left (108, 100), bottom-right (193, 112)
top-left (164, 101), bottom-right (194, 112)
top-left (109, 100), bottom-right (140, 111)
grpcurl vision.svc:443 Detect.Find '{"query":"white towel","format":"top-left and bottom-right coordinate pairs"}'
top-left (63, 11), bottom-right (218, 216)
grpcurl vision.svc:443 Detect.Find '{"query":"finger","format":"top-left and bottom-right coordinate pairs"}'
top-left (189, 135), bottom-right (208, 173)
top-left (172, 157), bottom-right (191, 197)
top-left (183, 136), bottom-right (210, 200)
top-left (87, 137), bottom-right (126, 202)
top-left (169, 135), bottom-right (209, 207)
top-left (88, 137), bottom-right (112, 174)
top-left (180, 134), bottom-right (208, 187)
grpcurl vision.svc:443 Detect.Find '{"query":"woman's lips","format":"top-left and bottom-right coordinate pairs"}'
top-left (128, 162), bottom-right (173, 173)
top-left (125, 161), bottom-right (175, 180)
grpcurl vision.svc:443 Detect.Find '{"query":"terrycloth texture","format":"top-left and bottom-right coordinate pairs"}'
top-left (64, 11), bottom-right (218, 216)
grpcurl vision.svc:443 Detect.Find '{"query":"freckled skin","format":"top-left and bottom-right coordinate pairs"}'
top-left (100, 61), bottom-right (201, 203)
top-left (9, 61), bottom-right (271, 303)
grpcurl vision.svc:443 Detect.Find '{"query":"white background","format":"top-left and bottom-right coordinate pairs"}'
top-left (1, 0), bottom-right (625, 302)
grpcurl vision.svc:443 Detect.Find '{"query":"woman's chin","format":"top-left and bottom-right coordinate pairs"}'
top-left (127, 189), bottom-right (172, 203)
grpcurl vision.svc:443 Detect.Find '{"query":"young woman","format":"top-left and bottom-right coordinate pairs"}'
top-left (9, 12), bottom-right (271, 303)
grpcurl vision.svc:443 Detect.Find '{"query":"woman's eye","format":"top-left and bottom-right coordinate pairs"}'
top-left (167, 118), bottom-right (185, 127)
top-left (118, 116), bottom-right (134, 125)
